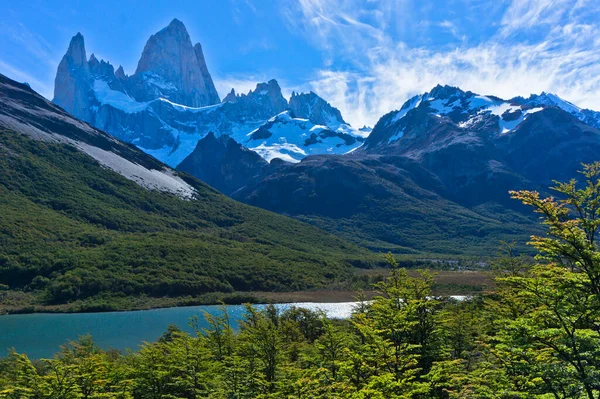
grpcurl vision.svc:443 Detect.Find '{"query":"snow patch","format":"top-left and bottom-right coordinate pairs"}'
top-left (250, 142), bottom-right (305, 163)
top-left (93, 80), bottom-right (149, 113)
top-left (388, 127), bottom-right (405, 143)
top-left (157, 98), bottom-right (225, 113)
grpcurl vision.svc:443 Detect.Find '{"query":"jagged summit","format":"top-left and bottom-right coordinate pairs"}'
top-left (289, 90), bottom-right (347, 127)
top-left (223, 88), bottom-right (237, 103)
top-left (53, 19), bottom-right (221, 124)
top-left (427, 84), bottom-right (466, 99)
top-left (164, 18), bottom-right (187, 33)
top-left (115, 65), bottom-right (126, 80)
top-left (52, 26), bottom-right (362, 167)
top-left (65, 33), bottom-right (87, 67)
top-left (130, 18), bottom-right (220, 106)
top-left (220, 79), bottom-right (287, 115)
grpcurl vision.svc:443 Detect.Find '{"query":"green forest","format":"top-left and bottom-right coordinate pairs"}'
top-left (0, 131), bottom-right (376, 311)
top-left (2, 164), bottom-right (600, 398)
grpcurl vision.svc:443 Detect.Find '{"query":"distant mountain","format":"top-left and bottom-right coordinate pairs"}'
top-left (362, 84), bottom-right (600, 188)
top-left (245, 111), bottom-right (364, 163)
top-left (289, 91), bottom-right (347, 128)
top-left (511, 92), bottom-right (600, 130)
top-left (0, 73), bottom-right (372, 307)
top-left (190, 84), bottom-right (600, 255)
top-left (52, 19), bottom-right (364, 167)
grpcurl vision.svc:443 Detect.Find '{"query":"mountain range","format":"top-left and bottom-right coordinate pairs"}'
top-left (49, 19), bottom-right (600, 256)
top-left (53, 19), bottom-right (366, 168)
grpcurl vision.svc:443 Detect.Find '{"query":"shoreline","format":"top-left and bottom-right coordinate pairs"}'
top-left (0, 270), bottom-right (493, 316)
top-left (0, 290), bottom-right (381, 316)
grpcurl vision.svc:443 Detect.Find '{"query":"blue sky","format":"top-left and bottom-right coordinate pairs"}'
top-left (2, 0), bottom-right (600, 126)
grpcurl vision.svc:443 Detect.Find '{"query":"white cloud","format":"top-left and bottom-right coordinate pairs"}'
top-left (285, 0), bottom-right (600, 127)
top-left (499, 0), bottom-right (570, 36)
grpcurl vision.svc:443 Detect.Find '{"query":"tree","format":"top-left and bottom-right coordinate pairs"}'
top-left (501, 162), bottom-right (600, 399)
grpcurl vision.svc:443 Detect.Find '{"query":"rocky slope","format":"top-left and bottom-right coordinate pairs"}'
top-left (177, 132), bottom-right (270, 195)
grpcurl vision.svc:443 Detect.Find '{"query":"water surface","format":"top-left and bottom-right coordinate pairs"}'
top-left (0, 302), bottom-right (358, 359)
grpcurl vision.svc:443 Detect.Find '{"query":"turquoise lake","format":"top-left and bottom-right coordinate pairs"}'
top-left (0, 302), bottom-right (358, 359)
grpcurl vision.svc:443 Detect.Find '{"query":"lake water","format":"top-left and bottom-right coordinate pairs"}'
top-left (0, 302), bottom-right (359, 359)
top-left (0, 297), bottom-right (466, 359)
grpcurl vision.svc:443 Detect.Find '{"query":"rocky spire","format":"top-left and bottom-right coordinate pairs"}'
top-left (53, 32), bottom-right (93, 122)
top-left (115, 65), bottom-right (126, 80)
top-left (129, 18), bottom-right (219, 107)
top-left (63, 33), bottom-right (88, 69)
top-left (194, 43), bottom-right (220, 104)
top-left (223, 88), bottom-right (238, 103)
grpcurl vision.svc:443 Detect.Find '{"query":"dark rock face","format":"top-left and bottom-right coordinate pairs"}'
top-left (494, 108), bottom-right (600, 184)
top-left (194, 43), bottom-right (220, 105)
top-left (223, 79), bottom-right (288, 116)
top-left (511, 92), bottom-right (600, 129)
top-left (177, 132), bottom-right (270, 195)
top-left (289, 91), bottom-right (346, 127)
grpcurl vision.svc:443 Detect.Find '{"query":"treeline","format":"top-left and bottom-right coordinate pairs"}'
top-left (2, 166), bottom-right (600, 398)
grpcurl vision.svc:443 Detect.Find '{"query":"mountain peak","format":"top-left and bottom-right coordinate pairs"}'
top-left (223, 88), bottom-right (237, 103)
top-left (428, 84), bottom-right (464, 99)
top-left (193, 42), bottom-right (220, 104)
top-left (162, 18), bottom-right (188, 36)
top-left (130, 19), bottom-right (220, 106)
top-left (53, 32), bottom-right (92, 121)
top-left (245, 79), bottom-right (287, 114)
top-left (514, 91), bottom-right (581, 115)
top-left (64, 32), bottom-right (88, 67)
top-left (288, 90), bottom-right (347, 127)
top-left (252, 79), bottom-right (282, 95)
top-left (115, 65), bottom-right (126, 79)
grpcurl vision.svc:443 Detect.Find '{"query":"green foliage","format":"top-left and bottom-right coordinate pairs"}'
top-left (0, 131), bottom-right (375, 307)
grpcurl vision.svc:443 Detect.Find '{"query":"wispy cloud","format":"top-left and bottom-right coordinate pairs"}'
top-left (499, 0), bottom-right (569, 37)
top-left (0, 59), bottom-right (54, 99)
top-left (0, 20), bottom-right (60, 68)
top-left (283, 0), bottom-right (600, 127)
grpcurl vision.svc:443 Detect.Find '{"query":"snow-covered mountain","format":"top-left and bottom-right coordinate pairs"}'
top-left (289, 91), bottom-right (346, 128)
top-left (365, 85), bottom-right (600, 151)
top-left (52, 19), bottom-right (364, 167)
top-left (510, 92), bottom-right (600, 130)
top-left (365, 85), bottom-right (558, 150)
top-left (246, 111), bottom-right (365, 162)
